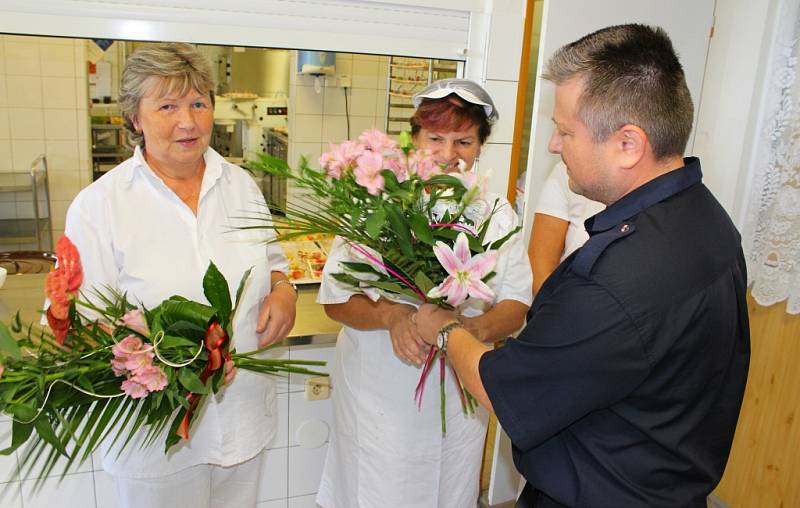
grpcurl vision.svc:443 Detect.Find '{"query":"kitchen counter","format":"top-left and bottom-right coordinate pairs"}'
top-left (0, 273), bottom-right (341, 342)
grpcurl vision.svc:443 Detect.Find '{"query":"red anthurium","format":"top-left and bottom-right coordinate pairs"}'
top-left (46, 306), bottom-right (70, 345)
top-left (55, 236), bottom-right (83, 291)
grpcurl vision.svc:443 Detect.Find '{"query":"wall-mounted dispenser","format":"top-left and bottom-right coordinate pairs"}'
top-left (297, 51), bottom-right (336, 75)
top-left (297, 50), bottom-right (336, 93)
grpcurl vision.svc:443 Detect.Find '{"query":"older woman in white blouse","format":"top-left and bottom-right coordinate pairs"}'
top-left (64, 43), bottom-right (296, 508)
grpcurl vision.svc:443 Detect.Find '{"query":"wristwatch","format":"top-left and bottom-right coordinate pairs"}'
top-left (436, 321), bottom-right (464, 354)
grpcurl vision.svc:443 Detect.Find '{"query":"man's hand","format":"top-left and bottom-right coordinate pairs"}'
top-left (414, 304), bottom-right (458, 345)
top-left (256, 279), bottom-right (297, 348)
top-left (385, 303), bottom-right (429, 367)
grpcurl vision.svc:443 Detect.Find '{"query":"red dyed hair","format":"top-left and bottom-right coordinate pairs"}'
top-left (410, 95), bottom-right (492, 144)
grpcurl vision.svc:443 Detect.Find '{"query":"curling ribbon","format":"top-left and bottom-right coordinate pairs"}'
top-left (176, 322), bottom-right (231, 440)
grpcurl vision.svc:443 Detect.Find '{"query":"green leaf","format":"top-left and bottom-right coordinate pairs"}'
top-left (385, 204), bottom-right (414, 258)
top-left (159, 334), bottom-right (201, 349)
top-left (489, 225), bottom-right (522, 251)
top-left (0, 420), bottom-right (33, 455)
top-left (159, 300), bottom-right (215, 333)
top-left (370, 280), bottom-right (424, 301)
top-left (246, 152), bottom-right (291, 176)
top-left (413, 271), bottom-right (436, 294)
top-left (202, 262), bottom-right (231, 328)
top-left (10, 403), bottom-right (37, 422)
top-left (339, 261), bottom-right (381, 273)
top-left (33, 415), bottom-right (69, 457)
top-left (423, 174), bottom-right (465, 189)
top-left (409, 213), bottom-right (434, 245)
top-left (365, 207), bottom-right (386, 239)
top-left (178, 369), bottom-right (208, 395)
top-left (0, 322), bottom-right (22, 360)
top-left (76, 375), bottom-right (95, 393)
top-left (165, 409), bottom-right (186, 452)
top-left (0, 382), bottom-right (19, 403)
top-left (11, 312), bottom-right (22, 333)
top-left (467, 234), bottom-right (484, 253)
top-left (381, 169), bottom-right (400, 192)
top-left (234, 267), bottom-right (253, 311)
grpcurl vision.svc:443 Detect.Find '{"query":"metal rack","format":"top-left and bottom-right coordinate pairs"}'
top-left (262, 128), bottom-right (288, 213)
top-left (91, 123), bottom-right (132, 180)
top-left (0, 155), bottom-right (52, 251)
top-left (384, 57), bottom-right (459, 135)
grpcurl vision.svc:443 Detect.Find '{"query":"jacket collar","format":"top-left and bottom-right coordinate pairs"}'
top-left (585, 157), bottom-right (702, 234)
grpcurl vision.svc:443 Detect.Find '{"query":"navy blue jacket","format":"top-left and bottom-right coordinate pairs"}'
top-left (481, 158), bottom-right (750, 507)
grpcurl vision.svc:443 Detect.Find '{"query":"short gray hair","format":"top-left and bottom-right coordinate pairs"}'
top-left (543, 24), bottom-right (694, 160)
top-left (119, 43), bottom-right (216, 148)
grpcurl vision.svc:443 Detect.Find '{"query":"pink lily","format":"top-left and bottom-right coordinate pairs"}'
top-left (426, 232), bottom-right (497, 306)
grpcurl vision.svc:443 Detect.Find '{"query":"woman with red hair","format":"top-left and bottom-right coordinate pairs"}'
top-left (316, 79), bottom-right (533, 507)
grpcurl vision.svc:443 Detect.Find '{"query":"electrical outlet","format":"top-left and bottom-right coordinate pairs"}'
top-left (337, 74), bottom-right (352, 88)
top-left (304, 376), bottom-right (331, 401)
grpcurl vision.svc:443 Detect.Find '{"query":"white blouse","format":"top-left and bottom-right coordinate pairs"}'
top-left (65, 146), bottom-right (287, 478)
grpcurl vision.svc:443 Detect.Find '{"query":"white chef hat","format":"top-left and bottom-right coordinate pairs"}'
top-left (412, 78), bottom-right (499, 123)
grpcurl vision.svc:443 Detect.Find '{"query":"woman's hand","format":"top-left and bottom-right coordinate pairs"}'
top-left (223, 359), bottom-right (237, 385)
top-left (386, 303), bottom-right (429, 367)
top-left (256, 278), bottom-right (297, 348)
top-left (414, 304), bottom-right (459, 345)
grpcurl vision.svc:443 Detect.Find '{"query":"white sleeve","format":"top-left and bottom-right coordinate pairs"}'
top-left (533, 163), bottom-right (571, 221)
top-left (489, 204), bottom-right (534, 306)
top-left (64, 189), bottom-right (121, 308)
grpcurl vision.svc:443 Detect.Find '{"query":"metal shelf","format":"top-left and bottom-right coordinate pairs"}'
top-left (91, 122), bottom-right (131, 180)
top-left (0, 218), bottom-right (51, 243)
top-left (384, 57), bottom-right (458, 133)
top-left (0, 155), bottom-right (52, 250)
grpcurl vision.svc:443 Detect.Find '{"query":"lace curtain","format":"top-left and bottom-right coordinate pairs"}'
top-left (742, 0), bottom-right (800, 314)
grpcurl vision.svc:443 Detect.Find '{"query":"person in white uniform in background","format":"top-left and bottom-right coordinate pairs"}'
top-left (315, 79), bottom-right (533, 508)
top-left (528, 162), bottom-right (605, 296)
top-left (63, 43), bottom-right (297, 508)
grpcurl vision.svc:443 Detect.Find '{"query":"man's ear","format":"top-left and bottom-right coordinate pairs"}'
top-left (615, 124), bottom-right (647, 169)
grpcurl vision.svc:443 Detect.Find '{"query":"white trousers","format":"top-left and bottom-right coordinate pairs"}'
top-left (112, 452), bottom-right (265, 508)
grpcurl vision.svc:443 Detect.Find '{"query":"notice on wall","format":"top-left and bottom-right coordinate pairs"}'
top-left (89, 61), bottom-right (112, 102)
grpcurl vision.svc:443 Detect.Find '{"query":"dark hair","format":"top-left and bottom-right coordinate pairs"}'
top-left (543, 24), bottom-right (694, 159)
top-left (410, 95), bottom-right (492, 144)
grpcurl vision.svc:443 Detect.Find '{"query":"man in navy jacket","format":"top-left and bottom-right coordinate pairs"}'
top-left (414, 24), bottom-right (750, 508)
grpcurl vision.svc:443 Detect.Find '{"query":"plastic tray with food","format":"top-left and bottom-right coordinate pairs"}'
top-left (280, 234), bottom-right (334, 285)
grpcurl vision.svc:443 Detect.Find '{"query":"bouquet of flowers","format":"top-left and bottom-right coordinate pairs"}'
top-left (246, 129), bottom-right (520, 432)
top-left (0, 236), bottom-right (326, 483)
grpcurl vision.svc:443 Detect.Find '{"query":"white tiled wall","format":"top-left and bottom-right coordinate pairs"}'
top-left (479, 0), bottom-right (527, 201)
top-left (0, 341), bottom-right (336, 508)
top-left (287, 52), bottom-right (388, 208)
top-left (0, 34), bottom-right (91, 251)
